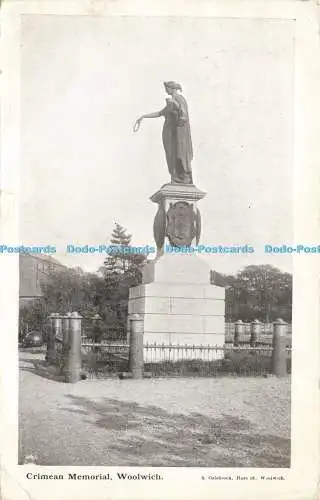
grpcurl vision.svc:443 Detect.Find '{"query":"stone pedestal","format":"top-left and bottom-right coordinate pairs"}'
top-left (129, 255), bottom-right (225, 340)
top-left (128, 183), bottom-right (225, 361)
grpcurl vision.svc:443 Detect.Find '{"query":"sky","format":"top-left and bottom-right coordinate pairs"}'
top-left (20, 15), bottom-right (294, 276)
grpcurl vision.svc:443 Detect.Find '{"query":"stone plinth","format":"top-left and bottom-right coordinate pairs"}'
top-left (128, 254), bottom-right (225, 362)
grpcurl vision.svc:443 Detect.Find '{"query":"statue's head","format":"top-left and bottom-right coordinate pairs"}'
top-left (164, 81), bottom-right (182, 95)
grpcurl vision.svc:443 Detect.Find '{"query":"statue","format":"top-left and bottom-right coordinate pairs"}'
top-left (133, 81), bottom-right (193, 184)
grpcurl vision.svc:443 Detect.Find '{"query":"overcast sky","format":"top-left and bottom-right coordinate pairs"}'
top-left (20, 15), bottom-right (294, 275)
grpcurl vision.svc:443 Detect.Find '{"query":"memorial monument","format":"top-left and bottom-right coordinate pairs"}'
top-left (130, 81), bottom-right (225, 356)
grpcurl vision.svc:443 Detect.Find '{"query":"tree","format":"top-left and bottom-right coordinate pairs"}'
top-left (101, 222), bottom-right (145, 280)
top-left (40, 267), bottom-right (102, 317)
top-left (98, 223), bottom-right (146, 331)
top-left (19, 223), bottom-right (147, 341)
top-left (19, 299), bottom-right (46, 339)
top-left (224, 265), bottom-right (292, 322)
top-left (19, 267), bottom-right (102, 339)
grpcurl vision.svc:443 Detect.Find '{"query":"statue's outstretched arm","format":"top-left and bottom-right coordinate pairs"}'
top-left (133, 110), bottom-right (162, 132)
top-left (141, 111), bottom-right (162, 119)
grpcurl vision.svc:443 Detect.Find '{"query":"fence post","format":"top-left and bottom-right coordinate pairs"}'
top-left (234, 320), bottom-right (244, 347)
top-left (129, 314), bottom-right (144, 379)
top-left (64, 312), bottom-right (82, 383)
top-left (92, 313), bottom-right (102, 343)
top-left (272, 318), bottom-right (287, 377)
top-left (46, 313), bottom-right (58, 364)
top-left (250, 319), bottom-right (261, 347)
top-left (126, 316), bottom-right (131, 344)
top-left (62, 312), bottom-right (72, 373)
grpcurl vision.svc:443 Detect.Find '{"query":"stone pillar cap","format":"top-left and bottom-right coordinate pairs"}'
top-left (70, 311), bottom-right (83, 318)
top-left (131, 313), bottom-right (142, 320)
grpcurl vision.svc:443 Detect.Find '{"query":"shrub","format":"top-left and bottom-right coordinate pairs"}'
top-left (221, 350), bottom-right (272, 375)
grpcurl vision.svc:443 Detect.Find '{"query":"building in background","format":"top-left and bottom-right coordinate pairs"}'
top-left (19, 253), bottom-right (65, 306)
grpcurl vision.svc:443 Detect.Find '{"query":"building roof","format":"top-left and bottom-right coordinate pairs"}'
top-left (20, 253), bottom-right (65, 267)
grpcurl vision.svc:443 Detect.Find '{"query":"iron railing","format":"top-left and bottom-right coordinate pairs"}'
top-left (79, 341), bottom-right (291, 379)
top-left (81, 342), bottom-right (129, 377)
top-left (143, 343), bottom-right (291, 377)
top-left (81, 318), bottom-right (126, 342)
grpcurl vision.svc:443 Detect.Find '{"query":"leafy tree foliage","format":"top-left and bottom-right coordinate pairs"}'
top-left (19, 223), bottom-right (147, 341)
top-left (40, 268), bottom-right (101, 316)
top-left (224, 265), bottom-right (292, 322)
top-left (19, 300), bottom-right (46, 339)
top-left (98, 222), bottom-right (146, 331)
top-left (19, 268), bottom-right (103, 337)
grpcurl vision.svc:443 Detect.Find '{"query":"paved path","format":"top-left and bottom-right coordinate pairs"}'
top-left (19, 349), bottom-right (291, 467)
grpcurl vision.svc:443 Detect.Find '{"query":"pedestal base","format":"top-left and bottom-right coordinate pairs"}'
top-left (128, 254), bottom-right (225, 361)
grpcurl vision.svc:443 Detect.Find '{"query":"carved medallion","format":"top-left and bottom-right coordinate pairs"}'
top-left (166, 201), bottom-right (196, 247)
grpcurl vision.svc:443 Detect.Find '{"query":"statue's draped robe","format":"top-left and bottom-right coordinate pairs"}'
top-left (160, 94), bottom-right (193, 184)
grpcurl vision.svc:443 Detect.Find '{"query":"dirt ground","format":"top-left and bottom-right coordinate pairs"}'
top-left (19, 349), bottom-right (291, 467)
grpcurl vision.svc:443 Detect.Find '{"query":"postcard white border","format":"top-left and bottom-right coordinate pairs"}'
top-left (1, 1), bottom-right (319, 499)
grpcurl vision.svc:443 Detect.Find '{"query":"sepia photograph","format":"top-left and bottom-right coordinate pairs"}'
top-left (0, 2), bottom-right (319, 500)
top-left (18, 13), bottom-right (293, 468)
